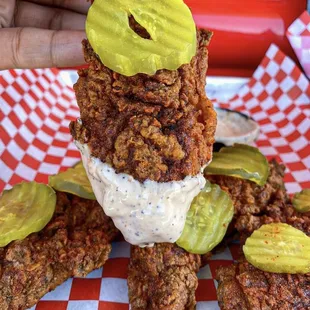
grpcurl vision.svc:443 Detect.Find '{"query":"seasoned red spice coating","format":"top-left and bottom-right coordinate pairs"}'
top-left (0, 192), bottom-right (118, 310)
top-left (70, 29), bottom-right (216, 182)
top-left (207, 160), bottom-right (310, 309)
top-left (206, 159), bottom-right (310, 239)
top-left (216, 258), bottom-right (310, 310)
top-left (128, 243), bottom-right (201, 310)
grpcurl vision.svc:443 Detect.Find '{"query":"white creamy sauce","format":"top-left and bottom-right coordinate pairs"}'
top-left (76, 142), bottom-right (206, 246)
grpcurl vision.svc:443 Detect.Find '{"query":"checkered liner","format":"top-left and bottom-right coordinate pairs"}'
top-left (0, 68), bottom-right (80, 191)
top-left (215, 44), bottom-right (310, 194)
top-left (287, 11), bottom-right (310, 79)
top-left (0, 43), bottom-right (309, 310)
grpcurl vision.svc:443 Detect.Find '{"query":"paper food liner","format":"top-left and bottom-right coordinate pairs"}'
top-left (287, 10), bottom-right (310, 79)
top-left (0, 44), bottom-right (309, 309)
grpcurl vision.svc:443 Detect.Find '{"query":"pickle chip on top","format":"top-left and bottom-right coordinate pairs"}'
top-left (49, 161), bottom-right (96, 200)
top-left (177, 182), bottom-right (234, 254)
top-left (0, 182), bottom-right (56, 247)
top-left (244, 223), bottom-right (310, 274)
top-left (293, 189), bottom-right (310, 213)
top-left (86, 0), bottom-right (197, 76)
top-left (205, 144), bottom-right (269, 186)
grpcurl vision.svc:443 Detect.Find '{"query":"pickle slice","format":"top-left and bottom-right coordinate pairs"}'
top-left (49, 161), bottom-right (96, 200)
top-left (0, 182), bottom-right (56, 247)
top-left (205, 144), bottom-right (269, 186)
top-left (177, 182), bottom-right (234, 254)
top-left (86, 0), bottom-right (197, 76)
top-left (243, 223), bottom-right (310, 274)
top-left (293, 189), bottom-right (310, 213)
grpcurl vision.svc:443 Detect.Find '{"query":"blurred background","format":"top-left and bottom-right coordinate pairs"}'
top-left (185, 0), bottom-right (307, 77)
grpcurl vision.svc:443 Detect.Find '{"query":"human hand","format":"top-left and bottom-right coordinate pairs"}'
top-left (0, 0), bottom-right (91, 70)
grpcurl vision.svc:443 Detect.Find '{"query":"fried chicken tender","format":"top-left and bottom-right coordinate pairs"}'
top-left (206, 159), bottom-right (310, 239)
top-left (128, 243), bottom-right (201, 310)
top-left (0, 192), bottom-right (118, 310)
top-left (70, 28), bottom-right (216, 182)
top-left (216, 257), bottom-right (310, 310)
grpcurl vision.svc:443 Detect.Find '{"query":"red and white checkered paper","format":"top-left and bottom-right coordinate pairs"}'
top-left (215, 44), bottom-right (310, 194)
top-left (0, 43), bottom-right (309, 310)
top-left (287, 11), bottom-right (310, 79)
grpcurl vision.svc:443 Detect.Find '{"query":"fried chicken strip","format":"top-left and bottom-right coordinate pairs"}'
top-left (128, 243), bottom-right (201, 310)
top-left (216, 257), bottom-right (310, 310)
top-left (209, 160), bottom-right (310, 309)
top-left (0, 192), bottom-right (118, 310)
top-left (70, 27), bottom-right (216, 183)
top-left (206, 159), bottom-right (310, 239)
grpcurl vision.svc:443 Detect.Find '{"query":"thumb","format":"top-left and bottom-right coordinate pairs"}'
top-left (0, 27), bottom-right (86, 70)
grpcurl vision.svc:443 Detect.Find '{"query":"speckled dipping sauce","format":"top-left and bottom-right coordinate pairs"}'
top-left (215, 108), bottom-right (260, 145)
top-left (76, 142), bottom-right (206, 246)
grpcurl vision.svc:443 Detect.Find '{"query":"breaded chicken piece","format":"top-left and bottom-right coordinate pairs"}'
top-left (128, 243), bottom-right (201, 310)
top-left (208, 160), bottom-right (310, 308)
top-left (216, 257), bottom-right (310, 310)
top-left (206, 159), bottom-right (310, 239)
top-left (0, 192), bottom-right (118, 310)
top-left (70, 28), bottom-right (216, 183)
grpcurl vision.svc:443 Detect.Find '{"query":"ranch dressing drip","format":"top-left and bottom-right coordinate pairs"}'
top-left (76, 142), bottom-right (206, 246)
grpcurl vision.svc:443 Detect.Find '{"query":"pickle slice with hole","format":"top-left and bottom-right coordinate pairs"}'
top-left (293, 189), bottom-right (310, 213)
top-left (0, 182), bottom-right (56, 247)
top-left (177, 181), bottom-right (234, 254)
top-left (205, 144), bottom-right (269, 186)
top-left (86, 0), bottom-right (197, 76)
top-left (243, 223), bottom-right (310, 274)
top-left (49, 161), bottom-right (96, 200)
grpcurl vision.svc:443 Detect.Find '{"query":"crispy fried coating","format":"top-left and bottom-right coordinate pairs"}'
top-left (206, 159), bottom-right (310, 239)
top-left (70, 29), bottom-right (216, 182)
top-left (207, 160), bottom-right (310, 309)
top-left (216, 257), bottom-right (310, 310)
top-left (128, 243), bottom-right (201, 310)
top-left (0, 192), bottom-right (118, 310)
